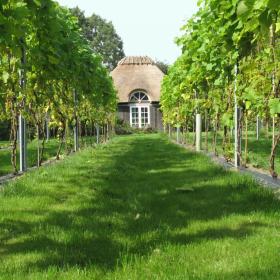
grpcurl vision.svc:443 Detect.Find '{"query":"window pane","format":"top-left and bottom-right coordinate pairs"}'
top-left (140, 106), bottom-right (149, 127)
top-left (131, 107), bottom-right (139, 127)
top-left (130, 92), bottom-right (149, 102)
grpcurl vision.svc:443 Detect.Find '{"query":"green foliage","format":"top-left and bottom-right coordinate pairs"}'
top-left (155, 60), bottom-right (169, 74)
top-left (115, 118), bottom-right (157, 135)
top-left (0, 121), bottom-right (9, 140)
top-left (115, 118), bottom-right (134, 135)
top-left (71, 7), bottom-right (125, 70)
top-left (269, 98), bottom-right (280, 115)
top-left (161, 0), bottom-right (280, 135)
top-left (0, 0), bottom-right (117, 169)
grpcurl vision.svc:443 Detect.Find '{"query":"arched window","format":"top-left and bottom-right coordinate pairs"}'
top-left (129, 91), bottom-right (149, 103)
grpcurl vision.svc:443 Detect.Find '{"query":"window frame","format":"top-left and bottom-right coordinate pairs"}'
top-left (129, 91), bottom-right (150, 103)
top-left (129, 104), bottom-right (150, 128)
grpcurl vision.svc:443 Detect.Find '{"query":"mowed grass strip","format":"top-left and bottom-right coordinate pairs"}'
top-left (0, 134), bottom-right (280, 280)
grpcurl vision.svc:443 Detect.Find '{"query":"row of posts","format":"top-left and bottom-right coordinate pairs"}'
top-left (173, 113), bottom-right (261, 168)
top-left (172, 63), bottom-right (244, 168)
top-left (175, 114), bottom-right (202, 152)
top-left (17, 42), bottom-right (102, 174)
top-left (173, 63), bottom-right (261, 169)
top-left (18, 115), bottom-right (101, 173)
top-left (170, 61), bottom-right (265, 169)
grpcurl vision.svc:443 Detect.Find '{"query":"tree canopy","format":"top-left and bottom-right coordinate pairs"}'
top-left (155, 60), bottom-right (169, 75)
top-left (71, 7), bottom-right (125, 70)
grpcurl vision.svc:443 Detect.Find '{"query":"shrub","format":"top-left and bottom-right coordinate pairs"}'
top-left (115, 119), bottom-right (134, 135)
top-left (115, 118), bottom-right (157, 135)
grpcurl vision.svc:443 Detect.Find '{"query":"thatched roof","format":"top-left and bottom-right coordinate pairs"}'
top-left (118, 56), bottom-right (154, 65)
top-left (111, 56), bottom-right (164, 103)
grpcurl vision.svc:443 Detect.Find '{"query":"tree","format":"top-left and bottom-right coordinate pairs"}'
top-left (71, 7), bottom-right (125, 70)
top-left (155, 60), bottom-right (169, 74)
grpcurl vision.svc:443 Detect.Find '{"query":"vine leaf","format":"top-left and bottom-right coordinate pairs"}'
top-left (269, 99), bottom-right (280, 115)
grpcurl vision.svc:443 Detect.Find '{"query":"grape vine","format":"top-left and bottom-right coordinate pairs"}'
top-left (161, 0), bottom-right (280, 176)
top-left (0, 0), bottom-right (117, 173)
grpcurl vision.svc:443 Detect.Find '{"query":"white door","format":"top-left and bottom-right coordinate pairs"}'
top-left (130, 105), bottom-right (150, 128)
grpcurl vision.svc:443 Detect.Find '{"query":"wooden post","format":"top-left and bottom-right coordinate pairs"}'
top-left (256, 115), bottom-right (261, 141)
top-left (74, 120), bottom-right (79, 152)
top-left (168, 124), bottom-right (171, 138)
top-left (96, 124), bottom-right (100, 144)
top-left (271, 23), bottom-right (276, 149)
top-left (272, 117), bottom-right (275, 147)
top-left (73, 89), bottom-right (79, 152)
top-left (19, 114), bottom-right (27, 172)
top-left (234, 63), bottom-right (241, 168)
top-left (19, 40), bottom-right (27, 172)
top-left (46, 113), bottom-right (50, 143)
top-left (196, 114), bottom-right (201, 152)
top-left (176, 126), bottom-right (180, 143)
top-left (106, 123), bottom-right (109, 141)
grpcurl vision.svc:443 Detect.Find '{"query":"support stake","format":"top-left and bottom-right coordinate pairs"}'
top-left (19, 40), bottom-right (27, 172)
top-left (19, 114), bottom-right (27, 172)
top-left (196, 114), bottom-right (201, 152)
top-left (256, 115), bottom-right (261, 141)
top-left (234, 63), bottom-right (241, 167)
top-left (176, 126), bottom-right (180, 143)
top-left (46, 113), bottom-right (50, 143)
top-left (96, 124), bottom-right (100, 144)
top-left (272, 117), bottom-right (275, 147)
top-left (73, 89), bottom-right (79, 152)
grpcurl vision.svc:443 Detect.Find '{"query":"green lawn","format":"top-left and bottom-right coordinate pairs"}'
top-left (0, 139), bottom-right (65, 176)
top-left (179, 130), bottom-right (280, 174)
top-left (0, 137), bottom-right (97, 176)
top-left (0, 134), bottom-right (280, 279)
top-left (0, 141), bottom-right (10, 148)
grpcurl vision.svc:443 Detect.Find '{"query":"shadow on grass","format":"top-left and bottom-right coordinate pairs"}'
top-left (0, 134), bottom-right (279, 273)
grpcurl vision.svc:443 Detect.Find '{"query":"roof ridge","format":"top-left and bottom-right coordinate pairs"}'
top-left (118, 56), bottom-right (154, 66)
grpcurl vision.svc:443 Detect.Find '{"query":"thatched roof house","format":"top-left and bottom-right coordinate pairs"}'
top-left (111, 56), bottom-right (164, 129)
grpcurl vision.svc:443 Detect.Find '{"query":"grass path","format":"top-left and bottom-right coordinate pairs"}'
top-left (0, 134), bottom-right (280, 279)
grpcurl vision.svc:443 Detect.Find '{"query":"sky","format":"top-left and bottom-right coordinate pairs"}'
top-left (56, 0), bottom-right (199, 64)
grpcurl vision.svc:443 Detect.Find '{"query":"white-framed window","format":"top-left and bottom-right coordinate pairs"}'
top-left (130, 105), bottom-right (150, 128)
top-left (129, 91), bottom-right (150, 128)
top-left (130, 91), bottom-right (149, 103)
top-left (131, 107), bottom-right (139, 127)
